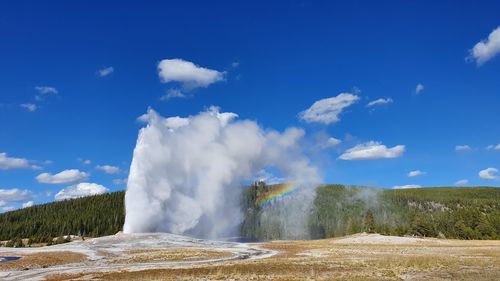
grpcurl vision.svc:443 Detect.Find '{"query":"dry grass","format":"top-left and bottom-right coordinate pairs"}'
top-left (111, 248), bottom-right (233, 264)
top-left (44, 236), bottom-right (500, 281)
top-left (0, 251), bottom-right (86, 271)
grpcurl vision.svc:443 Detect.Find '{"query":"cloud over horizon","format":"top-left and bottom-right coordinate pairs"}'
top-left (55, 182), bottom-right (109, 200)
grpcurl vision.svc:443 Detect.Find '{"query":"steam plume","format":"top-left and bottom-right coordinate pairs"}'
top-left (123, 107), bottom-right (320, 239)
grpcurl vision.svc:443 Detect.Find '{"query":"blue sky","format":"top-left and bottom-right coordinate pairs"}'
top-left (0, 0), bottom-right (499, 210)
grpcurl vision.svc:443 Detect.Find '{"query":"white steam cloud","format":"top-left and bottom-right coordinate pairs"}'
top-left (123, 107), bottom-right (321, 239)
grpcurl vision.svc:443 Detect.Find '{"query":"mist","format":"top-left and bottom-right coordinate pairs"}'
top-left (123, 107), bottom-right (321, 239)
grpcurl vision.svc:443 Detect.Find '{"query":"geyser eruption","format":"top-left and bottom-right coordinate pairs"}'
top-left (123, 106), bottom-right (320, 239)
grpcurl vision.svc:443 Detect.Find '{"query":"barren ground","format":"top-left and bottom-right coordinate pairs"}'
top-left (0, 233), bottom-right (498, 280)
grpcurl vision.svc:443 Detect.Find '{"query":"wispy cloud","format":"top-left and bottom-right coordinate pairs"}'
top-left (35, 86), bottom-right (58, 95)
top-left (20, 103), bottom-right (37, 112)
top-left (393, 184), bottom-right (421, 189)
top-left (468, 26), bottom-right (500, 65)
top-left (415, 83), bottom-right (424, 94)
top-left (299, 93), bottom-right (359, 124)
top-left (97, 66), bottom-right (114, 77)
top-left (408, 170), bottom-right (425, 177)
top-left (455, 179), bottom-right (469, 185)
top-left (367, 98), bottom-right (393, 108)
top-left (96, 165), bottom-right (120, 174)
top-left (339, 141), bottom-right (405, 160)
top-left (160, 88), bottom-right (186, 100)
top-left (455, 145), bottom-right (471, 151)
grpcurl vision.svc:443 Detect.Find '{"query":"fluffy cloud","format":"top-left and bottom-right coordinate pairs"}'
top-left (158, 58), bottom-right (224, 90)
top-left (408, 170), bottom-right (425, 177)
top-left (455, 179), bottom-right (469, 185)
top-left (36, 169), bottom-right (89, 184)
top-left (2, 206), bottom-right (15, 212)
top-left (339, 141), bottom-right (405, 160)
top-left (96, 165), bottom-right (120, 174)
top-left (0, 188), bottom-right (35, 202)
top-left (393, 185), bottom-right (422, 189)
top-left (22, 201), bottom-right (34, 208)
top-left (367, 98), bottom-right (393, 107)
top-left (20, 103), bottom-right (37, 112)
top-left (0, 152), bottom-right (32, 170)
top-left (97, 66), bottom-right (114, 77)
top-left (415, 83), bottom-right (424, 94)
top-left (55, 182), bottom-right (109, 201)
top-left (468, 27), bottom-right (500, 65)
top-left (299, 93), bottom-right (359, 124)
top-left (455, 145), bottom-right (471, 151)
top-left (479, 167), bottom-right (498, 180)
top-left (35, 86), bottom-right (58, 95)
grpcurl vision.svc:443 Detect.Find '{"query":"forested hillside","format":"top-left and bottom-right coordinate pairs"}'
top-left (1, 184), bottom-right (499, 245)
top-left (242, 184), bottom-right (500, 240)
top-left (0, 191), bottom-right (124, 243)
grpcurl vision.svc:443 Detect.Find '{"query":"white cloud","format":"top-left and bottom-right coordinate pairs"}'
top-left (231, 61), bottom-right (240, 68)
top-left (0, 152), bottom-right (32, 170)
top-left (36, 169), bottom-right (89, 184)
top-left (367, 98), bottom-right (393, 107)
top-left (97, 66), bottom-right (114, 77)
top-left (160, 88), bottom-right (186, 100)
top-left (468, 27), bottom-right (500, 65)
top-left (0, 188), bottom-right (35, 202)
top-left (35, 86), bottom-right (58, 95)
top-left (415, 83), bottom-right (424, 94)
top-left (96, 165), bottom-right (120, 174)
top-left (0, 200), bottom-right (6, 207)
top-left (479, 167), bottom-right (498, 180)
top-left (22, 201), bottom-right (34, 208)
top-left (158, 58), bottom-right (225, 90)
top-left (20, 103), bottom-right (37, 112)
top-left (455, 145), bottom-right (471, 151)
top-left (455, 179), bottom-right (469, 185)
top-left (83, 159), bottom-right (91, 165)
top-left (393, 184), bottom-right (422, 189)
top-left (299, 93), bottom-right (359, 124)
top-left (55, 182), bottom-right (109, 201)
top-left (339, 141), bottom-right (405, 160)
top-left (408, 170), bottom-right (425, 177)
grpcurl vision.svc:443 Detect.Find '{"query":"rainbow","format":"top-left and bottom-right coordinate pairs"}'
top-left (257, 183), bottom-right (297, 208)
